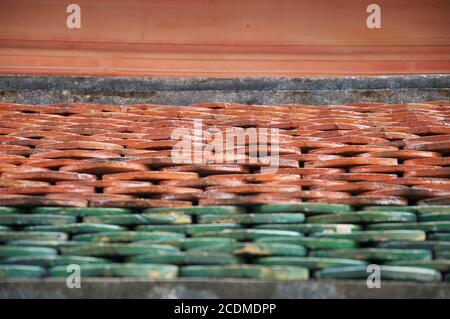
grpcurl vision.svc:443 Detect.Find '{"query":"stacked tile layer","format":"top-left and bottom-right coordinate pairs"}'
top-left (0, 102), bottom-right (449, 281)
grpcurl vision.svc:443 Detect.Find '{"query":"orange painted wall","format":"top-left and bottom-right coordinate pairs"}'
top-left (0, 0), bottom-right (449, 77)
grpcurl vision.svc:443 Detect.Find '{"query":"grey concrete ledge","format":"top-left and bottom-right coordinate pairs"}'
top-left (1, 88), bottom-right (448, 106)
top-left (1, 279), bottom-right (449, 299)
top-left (0, 75), bottom-right (449, 105)
top-left (0, 74), bottom-right (449, 91)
